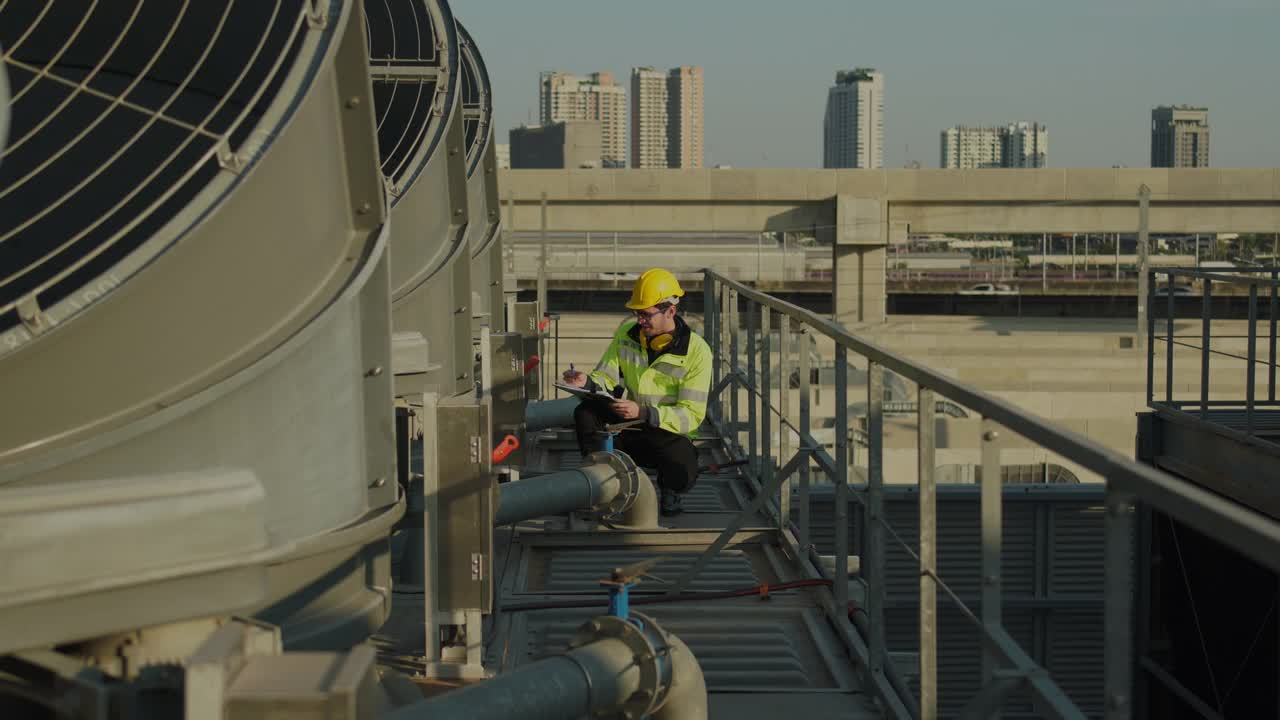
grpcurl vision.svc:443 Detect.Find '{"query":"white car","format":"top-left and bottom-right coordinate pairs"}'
top-left (958, 283), bottom-right (1018, 296)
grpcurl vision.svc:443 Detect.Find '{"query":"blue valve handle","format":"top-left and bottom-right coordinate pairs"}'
top-left (605, 580), bottom-right (637, 621)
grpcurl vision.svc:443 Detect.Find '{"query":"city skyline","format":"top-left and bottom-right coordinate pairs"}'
top-left (465, 0), bottom-right (1278, 169)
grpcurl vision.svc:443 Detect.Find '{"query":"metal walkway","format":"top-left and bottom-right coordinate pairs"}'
top-left (485, 429), bottom-right (884, 720)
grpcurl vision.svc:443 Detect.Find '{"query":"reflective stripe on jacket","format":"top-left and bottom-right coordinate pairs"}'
top-left (588, 319), bottom-right (712, 437)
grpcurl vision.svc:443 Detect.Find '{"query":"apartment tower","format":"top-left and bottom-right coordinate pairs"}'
top-left (1151, 105), bottom-right (1209, 168)
top-left (629, 67), bottom-right (669, 169)
top-left (823, 68), bottom-right (884, 169)
top-left (940, 122), bottom-right (1048, 169)
top-left (538, 71), bottom-right (626, 168)
top-left (667, 66), bottom-right (704, 168)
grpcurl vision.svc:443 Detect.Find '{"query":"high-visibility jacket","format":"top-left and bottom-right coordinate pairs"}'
top-left (589, 318), bottom-right (712, 437)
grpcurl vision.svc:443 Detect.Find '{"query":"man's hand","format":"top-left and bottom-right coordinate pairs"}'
top-left (610, 400), bottom-right (641, 420)
top-left (562, 369), bottom-right (587, 387)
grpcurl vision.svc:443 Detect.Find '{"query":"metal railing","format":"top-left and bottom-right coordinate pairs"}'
top-left (1147, 266), bottom-right (1280, 443)
top-left (679, 269), bottom-right (1280, 720)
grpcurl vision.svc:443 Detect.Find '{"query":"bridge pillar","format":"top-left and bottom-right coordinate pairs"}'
top-left (832, 195), bottom-right (894, 325)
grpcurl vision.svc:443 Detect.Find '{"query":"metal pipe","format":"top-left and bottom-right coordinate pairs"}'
top-left (495, 468), bottom-right (603, 525)
top-left (391, 638), bottom-right (634, 720)
top-left (391, 614), bottom-right (707, 720)
top-left (494, 451), bottom-right (654, 527)
top-left (524, 397), bottom-right (579, 432)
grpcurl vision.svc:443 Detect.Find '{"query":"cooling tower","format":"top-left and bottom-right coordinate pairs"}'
top-left (0, 1), bottom-right (399, 653)
top-left (458, 22), bottom-right (503, 334)
top-left (367, 0), bottom-right (473, 396)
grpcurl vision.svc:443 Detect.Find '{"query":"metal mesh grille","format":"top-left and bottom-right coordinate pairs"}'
top-left (364, 0), bottom-right (451, 195)
top-left (0, 1), bottom-right (314, 346)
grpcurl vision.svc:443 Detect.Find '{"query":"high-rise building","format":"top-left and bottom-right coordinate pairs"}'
top-left (940, 122), bottom-right (1048, 168)
top-left (1151, 105), bottom-right (1209, 168)
top-left (823, 69), bottom-right (884, 169)
top-left (494, 143), bottom-right (510, 170)
top-left (538, 71), bottom-right (626, 168)
top-left (1002, 122), bottom-right (1048, 168)
top-left (630, 67), bottom-right (669, 169)
top-left (509, 121), bottom-right (602, 169)
top-left (667, 66), bottom-right (704, 169)
top-left (940, 126), bottom-right (1004, 169)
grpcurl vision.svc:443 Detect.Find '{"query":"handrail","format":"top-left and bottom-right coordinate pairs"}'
top-left (708, 269), bottom-right (1280, 571)
top-left (698, 267), bottom-right (1280, 720)
top-left (1160, 266), bottom-right (1280, 286)
top-left (1148, 266), bottom-right (1280, 439)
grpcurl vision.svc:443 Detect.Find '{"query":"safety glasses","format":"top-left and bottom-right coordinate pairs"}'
top-left (632, 305), bottom-right (669, 322)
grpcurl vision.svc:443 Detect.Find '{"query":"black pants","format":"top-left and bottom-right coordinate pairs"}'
top-left (573, 402), bottom-right (698, 493)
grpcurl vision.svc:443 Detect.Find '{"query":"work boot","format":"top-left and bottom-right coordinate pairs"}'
top-left (660, 489), bottom-right (684, 517)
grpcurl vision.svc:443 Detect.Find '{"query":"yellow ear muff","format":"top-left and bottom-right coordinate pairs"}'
top-left (643, 333), bottom-right (673, 352)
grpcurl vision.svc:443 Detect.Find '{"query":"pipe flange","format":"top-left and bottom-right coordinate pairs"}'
top-left (585, 450), bottom-right (640, 520)
top-left (568, 612), bottom-right (673, 719)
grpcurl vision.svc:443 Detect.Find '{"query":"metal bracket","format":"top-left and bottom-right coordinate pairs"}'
top-left (15, 295), bottom-right (47, 335)
top-left (304, 0), bottom-right (329, 29)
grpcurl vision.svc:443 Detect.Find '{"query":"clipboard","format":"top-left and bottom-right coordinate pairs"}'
top-left (554, 383), bottom-right (620, 404)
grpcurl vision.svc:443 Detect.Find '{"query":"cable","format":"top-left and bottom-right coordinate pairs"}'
top-left (1168, 515), bottom-right (1224, 712)
top-left (1219, 591), bottom-right (1277, 709)
top-left (500, 578), bottom-right (832, 613)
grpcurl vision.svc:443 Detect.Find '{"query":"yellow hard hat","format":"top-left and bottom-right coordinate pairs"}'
top-left (626, 268), bottom-right (685, 310)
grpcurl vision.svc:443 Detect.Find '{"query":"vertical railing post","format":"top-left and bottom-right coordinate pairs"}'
top-left (1166, 271), bottom-right (1175, 404)
top-left (918, 387), bottom-right (938, 720)
top-left (747, 304), bottom-right (758, 481)
top-left (761, 306), bottom-right (773, 498)
top-left (705, 272), bottom-right (719, 395)
top-left (866, 361), bottom-right (886, 680)
top-left (729, 289), bottom-right (740, 455)
top-left (1137, 185), bottom-right (1151, 355)
top-left (798, 325), bottom-right (812, 550)
top-left (834, 344), bottom-right (849, 613)
top-left (1104, 486), bottom-right (1135, 720)
top-left (1146, 269), bottom-right (1156, 405)
top-left (538, 193), bottom-right (549, 401)
top-left (720, 283), bottom-right (731, 424)
top-left (1269, 269), bottom-right (1277, 402)
top-left (553, 314), bottom-right (561, 398)
top-left (1200, 279), bottom-right (1213, 420)
top-left (1247, 282), bottom-right (1258, 435)
top-left (980, 417), bottom-right (1003, 694)
top-left (778, 313), bottom-right (792, 532)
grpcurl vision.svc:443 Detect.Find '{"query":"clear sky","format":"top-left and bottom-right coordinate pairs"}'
top-left (460, 0), bottom-right (1279, 169)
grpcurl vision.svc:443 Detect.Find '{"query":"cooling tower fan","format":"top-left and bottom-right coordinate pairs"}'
top-left (364, 0), bottom-right (474, 396)
top-left (0, 0), bottom-right (401, 661)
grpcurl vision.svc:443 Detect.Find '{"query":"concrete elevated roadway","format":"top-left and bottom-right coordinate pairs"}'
top-left (499, 168), bottom-right (1280, 323)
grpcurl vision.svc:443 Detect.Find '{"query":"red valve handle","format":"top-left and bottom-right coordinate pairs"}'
top-left (492, 435), bottom-right (519, 464)
top-left (524, 355), bottom-right (540, 375)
